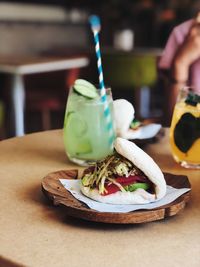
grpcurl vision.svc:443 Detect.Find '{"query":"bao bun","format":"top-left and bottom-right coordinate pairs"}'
top-left (80, 138), bottom-right (167, 204)
top-left (113, 99), bottom-right (135, 137)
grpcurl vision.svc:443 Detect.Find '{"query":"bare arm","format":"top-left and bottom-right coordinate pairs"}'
top-left (161, 13), bottom-right (200, 125)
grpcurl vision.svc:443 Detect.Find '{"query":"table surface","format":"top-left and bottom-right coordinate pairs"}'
top-left (0, 54), bottom-right (89, 74)
top-left (0, 129), bottom-right (200, 267)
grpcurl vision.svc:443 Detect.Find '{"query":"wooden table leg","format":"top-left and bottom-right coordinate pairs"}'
top-left (11, 74), bottom-right (25, 136)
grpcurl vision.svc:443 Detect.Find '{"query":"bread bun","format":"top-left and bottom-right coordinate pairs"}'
top-left (114, 138), bottom-right (166, 200)
top-left (80, 138), bottom-right (166, 204)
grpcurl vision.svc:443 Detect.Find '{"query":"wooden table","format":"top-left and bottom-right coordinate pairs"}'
top-left (0, 129), bottom-right (200, 267)
top-left (0, 55), bottom-right (89, 136)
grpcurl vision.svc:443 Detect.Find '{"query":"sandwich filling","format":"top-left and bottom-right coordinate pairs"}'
top-left (81, 152), bottom-right (154, 196)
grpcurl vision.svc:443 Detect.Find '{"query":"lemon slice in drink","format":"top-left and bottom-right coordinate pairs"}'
top-left (73, 79), bottom-right (98, 99)
top-left (65, 112), bottom-right (87, 137)
top-left (65, 112), bottom-right (92, 154)
top-left (75, 139), bottom-right (92, 155)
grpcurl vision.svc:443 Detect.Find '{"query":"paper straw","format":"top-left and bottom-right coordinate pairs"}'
top-left (89, 15), bottom-right (115, 145)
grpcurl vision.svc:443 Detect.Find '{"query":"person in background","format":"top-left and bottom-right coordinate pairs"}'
top-left (158, 12), bottom-right (200, 125)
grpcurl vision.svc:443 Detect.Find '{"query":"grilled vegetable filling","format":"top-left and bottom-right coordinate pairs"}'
top-left (81, 153), bottom-right (154, 196)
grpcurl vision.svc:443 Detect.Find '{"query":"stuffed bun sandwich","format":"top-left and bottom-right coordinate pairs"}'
top-left (80, 137), bottom-right (166, 204)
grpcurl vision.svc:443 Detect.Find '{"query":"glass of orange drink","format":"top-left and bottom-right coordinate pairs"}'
top-left (170, 86), bottom-right (200, 169)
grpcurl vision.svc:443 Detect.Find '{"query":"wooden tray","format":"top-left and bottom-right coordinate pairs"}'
top-left (41, 170), bottom-right (191, 224)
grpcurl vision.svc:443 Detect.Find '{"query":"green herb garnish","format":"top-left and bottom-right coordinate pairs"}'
top-left (130, 119), bottom-right (141, 130)
top-left (174, 113), bottom-right (200, 153)
top-left (185, 91), bottom-right (200, 106)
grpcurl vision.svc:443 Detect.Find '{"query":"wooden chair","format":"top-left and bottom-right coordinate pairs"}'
top-left (25, 68), bottom-right (80, 131)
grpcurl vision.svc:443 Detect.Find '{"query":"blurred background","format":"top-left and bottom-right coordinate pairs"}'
top-left (0, 0), bottom-right (199, 139)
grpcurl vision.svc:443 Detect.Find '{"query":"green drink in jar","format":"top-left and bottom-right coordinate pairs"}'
top-left (63, 79), bottom-right (115, 166)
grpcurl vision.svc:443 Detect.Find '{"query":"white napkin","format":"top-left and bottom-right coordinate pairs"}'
top-left (122, 123), bottom-right (162, 140)
top-left (59, 179), bottom-right (190, 213)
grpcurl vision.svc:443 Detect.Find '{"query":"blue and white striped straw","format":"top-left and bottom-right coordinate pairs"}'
top-left (89, 15), bottom-right (115, 146)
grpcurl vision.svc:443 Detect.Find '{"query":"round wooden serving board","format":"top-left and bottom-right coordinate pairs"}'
top-left (41, 170), bottom-right (191, 224)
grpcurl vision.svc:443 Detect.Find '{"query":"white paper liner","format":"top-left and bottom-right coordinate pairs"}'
top-left (122, 124), bottom-right (162, 140)
top-left (59, 179), bottom-right (190, 213)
